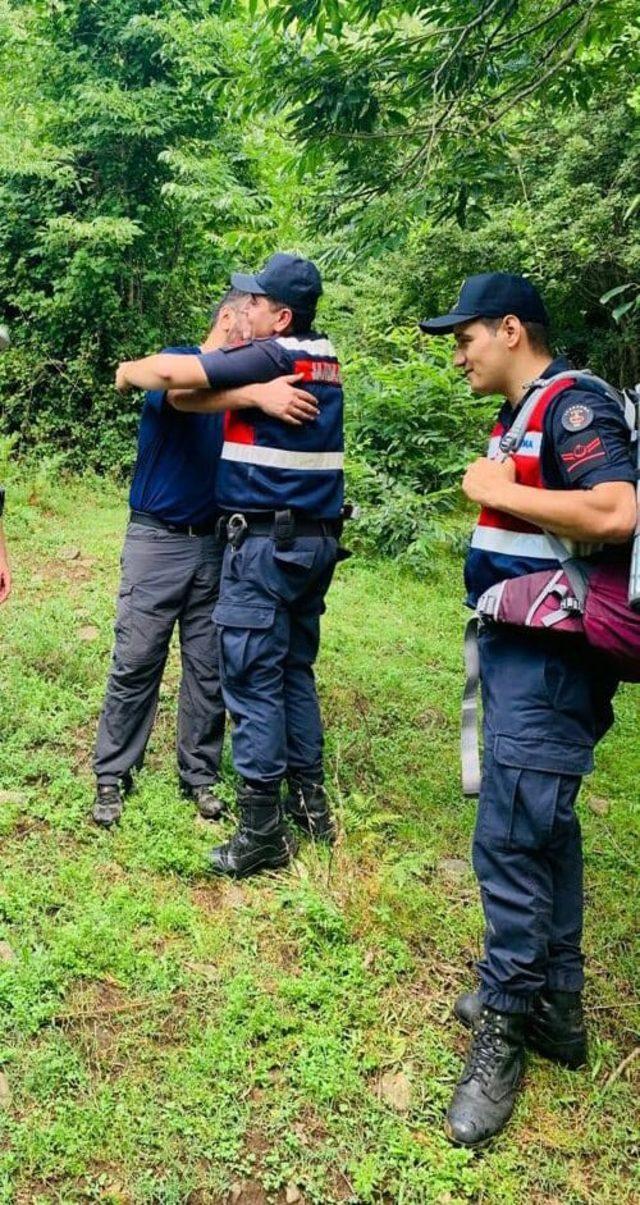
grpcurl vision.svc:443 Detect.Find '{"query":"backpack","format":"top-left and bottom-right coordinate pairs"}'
top-left (462, 372), bottom-right (640, 796)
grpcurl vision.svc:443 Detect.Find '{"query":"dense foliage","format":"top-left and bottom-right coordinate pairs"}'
top-left (0, 0), bottom-right (638, 556)
top-left (0, 0), bottom-right (279, 469)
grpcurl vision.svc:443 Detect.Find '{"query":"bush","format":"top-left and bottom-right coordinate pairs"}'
top-left (342, 326), bottom-right (494, 567)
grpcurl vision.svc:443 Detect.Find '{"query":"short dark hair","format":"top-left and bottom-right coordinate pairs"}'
top-left (265, 294), bottom-right (315, 337)
top-left (482, 315), bottom-right (550, 354)
top-left (211, 287), bottom-right (246, 324)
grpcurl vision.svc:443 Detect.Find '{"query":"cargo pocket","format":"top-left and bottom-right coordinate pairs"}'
top-left (213, 602), bottom-right (276, 683)
top-left (477, 733), bottom-right (591, 851)
top-left (113, 583), bottom-right (134, 647)
top-left (273, 544), bottom-right (317, 571)
top-left (494, 734), bottom-right (593, 777)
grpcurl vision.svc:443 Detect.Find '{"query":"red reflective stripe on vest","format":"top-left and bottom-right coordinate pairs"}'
top-left (224, 410), bottom-right (255, 445)
top-left (477, 507), bottom-right (542, 533)
top-left (293, 358), bottom-right (342, 385)
top-left (476, 376), bottom-right (577, 537)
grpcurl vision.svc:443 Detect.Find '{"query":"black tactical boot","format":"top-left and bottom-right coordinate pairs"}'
top-left (446, 1007), bottom-right (525, 1147)
top-left (284, 774), bottom-right (337, 844)
top-left (526, 989), bottom-right (587, 1069)
top-left (454, 990), bottom-right (587, 1069)
top-left (180, 780), bottom-right (226, 821)
top-left (208, 785), bottom-right (298, 879)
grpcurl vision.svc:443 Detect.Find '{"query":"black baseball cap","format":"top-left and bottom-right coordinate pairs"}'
top-left (419, 272), bottom-right (549, 334)
top-left (231, 252), bottom-right (323, 312)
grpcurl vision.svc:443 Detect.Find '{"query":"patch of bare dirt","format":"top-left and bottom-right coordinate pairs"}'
top-left (190, 884), bottom-right (225, 913)
top-left (40, 553), bottom-right (96, 588)
top-left (51, 980), bottom-right (195, 1074)
top-left (226, 1179), bottom-right (268, 1205)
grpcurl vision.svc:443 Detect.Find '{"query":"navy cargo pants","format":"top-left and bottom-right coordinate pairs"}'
top-left (213, 534), bottom-right (341, 785)
top-left (474, 625), bottom-right (618, 1014)
top-left (94, 523), bottom-right (225, 787)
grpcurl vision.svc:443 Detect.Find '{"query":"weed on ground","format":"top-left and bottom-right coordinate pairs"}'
top-left (0, 475), bottom-right (638, 1204)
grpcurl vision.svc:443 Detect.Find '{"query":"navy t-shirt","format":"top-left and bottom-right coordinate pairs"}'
top-left (129, 345), bottom-right (223, 526)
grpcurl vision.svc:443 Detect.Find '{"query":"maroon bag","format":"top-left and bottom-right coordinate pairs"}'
top-left (476, 559), bottom-right (640, 682)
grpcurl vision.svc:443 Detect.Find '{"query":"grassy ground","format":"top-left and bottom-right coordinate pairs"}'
top-left (0, 470), bottom-right (638, 1205)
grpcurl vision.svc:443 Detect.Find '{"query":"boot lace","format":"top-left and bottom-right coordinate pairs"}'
top-left (465, 1013), bottom-right (509, 1088)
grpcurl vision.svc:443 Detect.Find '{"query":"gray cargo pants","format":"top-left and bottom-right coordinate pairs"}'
top-left (93, 522), bottom-right (225, 787)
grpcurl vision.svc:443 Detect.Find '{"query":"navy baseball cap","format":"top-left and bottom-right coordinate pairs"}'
top-left (419, 272), bottom-right (549, 334)
top-left (231, 252), bottom-right (323, 312)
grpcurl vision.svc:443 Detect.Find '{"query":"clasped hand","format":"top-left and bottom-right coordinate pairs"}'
top-left (462, 456), bottom-right (516, 506)
top-left (250, 375), bottom-right (319, 426)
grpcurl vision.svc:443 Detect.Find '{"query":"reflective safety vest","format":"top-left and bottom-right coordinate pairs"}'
top-left (216, 334), bottom-right (344, 518)
top-left (463, 373), bottom-right (629, 606)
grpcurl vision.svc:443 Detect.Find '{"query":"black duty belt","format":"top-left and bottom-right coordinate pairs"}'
top-left (219, 509), bottom-right (343, 551)
top-left (129, 510), bottom-right (220, 537)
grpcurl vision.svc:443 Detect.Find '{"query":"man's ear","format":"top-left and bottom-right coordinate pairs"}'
top-left (272, 306), bottom-right (294, 334)
top-left (501, 314), bottom-right (523, 349)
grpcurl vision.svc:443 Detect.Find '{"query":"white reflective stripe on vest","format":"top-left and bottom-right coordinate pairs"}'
top-left (276, 336), bottom-right (337, 358)
top-left (221, 442), bottom-right (344, 471)
top-left (488, 431), bottom-right (542, 459)
top-left (470, 527), bottom-right (566, 559)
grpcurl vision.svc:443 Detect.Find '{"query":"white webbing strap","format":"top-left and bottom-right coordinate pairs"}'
top-left (541, 531), bottom-right (589, 608)
top-left (461, 618), bottom-right (482, 797)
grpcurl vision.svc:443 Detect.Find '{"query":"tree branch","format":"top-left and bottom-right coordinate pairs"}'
top-left (479, 0), bottom-right (599, 131)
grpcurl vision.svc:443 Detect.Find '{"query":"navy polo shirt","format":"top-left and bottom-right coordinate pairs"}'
top-left (129, 345), bottom-right (223, 526)
top-left (499, 356), bottom-right (635, 490)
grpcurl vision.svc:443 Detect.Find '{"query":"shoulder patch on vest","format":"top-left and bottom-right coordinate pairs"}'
top-left (561, 402), bottom-right (594, 432)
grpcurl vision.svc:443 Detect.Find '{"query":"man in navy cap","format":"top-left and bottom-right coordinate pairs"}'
top-left (421, 273), bottom-right (636, 1145)
top-left (95, 287), bottom-right (319, 828)
top-left (116, 254), bottom-right (347, 877)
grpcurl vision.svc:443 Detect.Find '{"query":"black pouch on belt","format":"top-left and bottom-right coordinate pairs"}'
top-left (274, 509), bottom-right (296, 551)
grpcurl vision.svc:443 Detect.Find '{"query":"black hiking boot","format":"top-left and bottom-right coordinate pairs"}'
top-left (454, 990), bottom-right (587, 1069)
top-left (208, 784), bottom-right (298, 879)
top-left (445, 1007), bottom-right (525, 1147)
top-left (92, 772), bottom-right (134, 828)
top-left (526, 989), bottom-right (588, 1069)
top-left (93, 783), bottom-right (122, 827)
top-left (284, 774), bottom-right (337, 844)
top-left (180, 780), bottom-right (226, 821)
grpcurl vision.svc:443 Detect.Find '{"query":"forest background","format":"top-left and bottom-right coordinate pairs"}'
top-left (1, 0), bottom-right (639, 568)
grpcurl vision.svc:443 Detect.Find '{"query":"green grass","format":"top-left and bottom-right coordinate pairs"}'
top-left (0, 471), bottom-right (638, 1204)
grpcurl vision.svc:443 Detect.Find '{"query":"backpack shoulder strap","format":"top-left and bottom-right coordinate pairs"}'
top-left (497, 374), bottom-right (577, 460)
